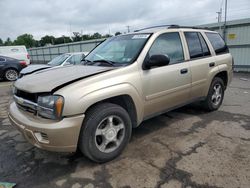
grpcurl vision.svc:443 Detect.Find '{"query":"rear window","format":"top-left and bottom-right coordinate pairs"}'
top-left (205, 33), bottom-right (229, 55)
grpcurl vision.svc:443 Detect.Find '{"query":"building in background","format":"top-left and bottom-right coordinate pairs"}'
top-left (201, 18), bottom-right (250, 72)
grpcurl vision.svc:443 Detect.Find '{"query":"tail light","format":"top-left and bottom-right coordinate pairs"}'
top-left (20, 61), bottom-right (27, 66)
top-left (27, 54), bottom-right (30, 59)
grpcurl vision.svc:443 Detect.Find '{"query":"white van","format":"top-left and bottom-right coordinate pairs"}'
top-left (0, 46), bottom-right (30, 65)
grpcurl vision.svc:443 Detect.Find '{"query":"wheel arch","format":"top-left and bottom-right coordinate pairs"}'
top-left (61, 83), bottom-right (144, 127)
top-left (84, 94), bottom-right (138, 128)
top-left (214, 71), bottom-right (228, 89)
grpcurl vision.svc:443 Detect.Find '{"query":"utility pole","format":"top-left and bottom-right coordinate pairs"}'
top-left (217, 7), bottom-right (223, 34)
top-left (216, 8), bottom-right (222, 23)
top-left (126, 26), bottom-right (130, 33)
top-left (223, 0), bottom-right (228, 41)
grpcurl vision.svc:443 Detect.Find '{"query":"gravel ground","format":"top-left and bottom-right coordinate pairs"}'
top-left (0, 73), bottom-right (249, 188)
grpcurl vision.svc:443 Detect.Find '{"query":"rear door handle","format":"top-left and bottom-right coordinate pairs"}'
top-left (180, 68), bottom-right (188, 74)
top-left (209, 62), bottom-right (215, 67)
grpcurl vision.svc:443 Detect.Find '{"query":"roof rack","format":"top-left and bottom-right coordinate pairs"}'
top-left (168, 25), bottom-right (209, 29)
top-left (134, 24), bottom-right (179, 32)
top-left (134, 24), bottom-right (210, 32)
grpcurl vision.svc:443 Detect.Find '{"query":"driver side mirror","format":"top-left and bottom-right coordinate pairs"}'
top-left (143, 54), bottom-right (170, 70)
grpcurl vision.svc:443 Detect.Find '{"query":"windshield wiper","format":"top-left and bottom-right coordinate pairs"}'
top-left (84, 59), bottom-right (115, 66)
top-left (93, 59), bottom-right (115, 66)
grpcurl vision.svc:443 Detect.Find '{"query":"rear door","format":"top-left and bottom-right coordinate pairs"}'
top-left (141, 32), bottom-right (191, 118)
top-left (184, 32), bottom-right (216, 99)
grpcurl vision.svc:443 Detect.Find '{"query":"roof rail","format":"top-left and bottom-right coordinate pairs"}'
top-left (134, 24), bottom-right (180, 32)
top-left (168, 25), bottom-right (210, 30)
top-left (134, 25), bottom-right (210, 32)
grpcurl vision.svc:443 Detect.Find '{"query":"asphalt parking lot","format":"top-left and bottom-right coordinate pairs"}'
top-left (0, 73), bottom-right (250, 188)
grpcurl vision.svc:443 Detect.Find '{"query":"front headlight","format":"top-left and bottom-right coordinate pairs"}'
top-left (37, 95), bottom-right (64, 120)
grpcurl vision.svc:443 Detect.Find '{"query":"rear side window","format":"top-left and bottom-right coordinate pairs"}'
top-left (205, 33), bottom-right (229, 54)
top-left (198, 33), bottom-right (210, 56)
top-left (185, 32), bottom-right (211, 59)
top-left (67, 54), bottom-right (83, 65)
top-left (148, 32), bottom-right (184, 64)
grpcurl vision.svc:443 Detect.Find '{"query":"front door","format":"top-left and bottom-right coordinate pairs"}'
top-left (141, 32), bottom-right (191, 118)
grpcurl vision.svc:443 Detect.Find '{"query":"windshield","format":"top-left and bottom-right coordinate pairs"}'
top-left (48, 54), bottom-right (70, 66)
top-left (85, 34), bottom-right (151, 66)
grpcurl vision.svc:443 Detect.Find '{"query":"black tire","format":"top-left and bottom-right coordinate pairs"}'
top-left (4, 68), bottom-right (18, 81)
top-left (202, 77), bottom-right (225, 111)
top-left (78, 103), bottom-right (132, 163)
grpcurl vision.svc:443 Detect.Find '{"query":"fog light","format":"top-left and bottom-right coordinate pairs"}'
top-left (34, 132), bottom-right (49, 144)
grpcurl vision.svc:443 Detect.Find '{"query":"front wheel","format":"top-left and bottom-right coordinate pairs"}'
top-left (79, 103), bottom-right (132, 163)
top-left (202, 77), bottom-right (225, 111)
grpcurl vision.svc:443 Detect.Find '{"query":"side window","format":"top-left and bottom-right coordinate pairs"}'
top-left (72, 54), bottom-right (83, 64)
top-left (67, 55), bottom-right (82, 65)
top-left (205, 32), bottom-right (229, 55)
top-left (66, 56), bottom-right (75, 64)
top-left (148, 32), bottom-right (184, 64)
top-left (185, 32), bottom-right (211, 59)
top-left (198, 33), bottom-right (211, 56)
top-left (185, 32), bottom-right (203, 59)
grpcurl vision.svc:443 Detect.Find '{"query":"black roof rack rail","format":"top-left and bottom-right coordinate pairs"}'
top-left (134, 24), bottom-right (180, 32)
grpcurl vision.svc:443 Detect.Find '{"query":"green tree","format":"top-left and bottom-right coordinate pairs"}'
top-left (40, 35), bottom-right (56, 46)
top-left (14, 34), bottom-right (35, 48)
top-left (0, 38), bottom-right (3, 46)
top-left (54, 35), bottom-right (72, 44)
top-left (72, 32), bottom-right (82, 42)
top-left (91, 32), bottom-right (102, 39)
top-left (103, 34), bottom-right (112, 38)
top-left (115, 32), bottom-right (121, 36)
top-left (4, 37), bottom-right (12, 45)
top-left (81, 34), bottom-right (91, 41)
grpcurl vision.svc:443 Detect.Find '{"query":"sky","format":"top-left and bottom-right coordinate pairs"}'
top-left (0, 0), bottom-right (250, 40)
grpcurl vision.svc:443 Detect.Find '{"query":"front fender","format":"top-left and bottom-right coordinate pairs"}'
top-left (62, 83), bottom-right (144, 123)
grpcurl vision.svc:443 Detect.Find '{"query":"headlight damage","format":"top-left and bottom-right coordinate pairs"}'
top-left (37, 95), bottom-right (64, 119)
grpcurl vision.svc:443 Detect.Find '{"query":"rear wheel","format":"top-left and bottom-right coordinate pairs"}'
top-left (4, 69), bottom-right (18, 81)
top-left (79, 103), bottom-right (132, 163)
top-left (202, 77), bottom-right (225, 111)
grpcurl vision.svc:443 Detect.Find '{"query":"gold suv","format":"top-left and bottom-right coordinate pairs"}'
top-left (9, 25), bottom-right (233, 162)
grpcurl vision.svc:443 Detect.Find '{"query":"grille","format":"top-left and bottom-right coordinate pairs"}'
top-left (16, 89), bottom-right (37, 103)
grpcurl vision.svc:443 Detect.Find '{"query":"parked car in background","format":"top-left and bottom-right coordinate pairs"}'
top-left (0, 46), bottom-right (30, 65)
top-left (0, 55), bottom-right (27, 81)
top-left (19, 52), bottom-right (88, 77)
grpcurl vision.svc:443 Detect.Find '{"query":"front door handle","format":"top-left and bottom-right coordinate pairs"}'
top-left (209, 62), bottom-right (215, 67)
top-left (180, 68), bottom-right (188, 74)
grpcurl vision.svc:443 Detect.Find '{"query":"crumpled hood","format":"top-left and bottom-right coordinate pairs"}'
top-left (15, 65), bottom-right (114, 93)
top-left (20, 64), bottom-right (52, 76)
